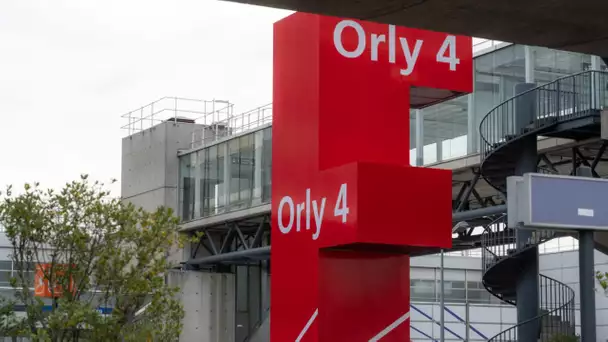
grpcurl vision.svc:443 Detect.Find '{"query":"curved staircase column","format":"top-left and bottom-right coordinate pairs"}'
top-left (513, 82), bottom-right (541, 341)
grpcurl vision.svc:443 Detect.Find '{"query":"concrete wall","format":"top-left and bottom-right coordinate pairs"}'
top-left (121, 121), bottom-right (202, 213)
top-left (121, 120), bottom-right (203, 265)
top-left (168, 270), bottom-right (235, 342)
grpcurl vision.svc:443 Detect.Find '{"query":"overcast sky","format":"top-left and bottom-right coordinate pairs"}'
top-left (0, 0), bottom-right (292, 195)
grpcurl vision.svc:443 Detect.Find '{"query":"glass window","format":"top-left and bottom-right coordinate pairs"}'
top-left (422, 96), bottom-right (468, 164)
top-left (179, 154), bottom-right (196, 221)
top-left (474, 45), bottom-right (526, 151)
top-left (239, 135), bottom-right (255, 205)
top-left (200, 148), bottom-right (211, 216)
top-left (0, 261), bottom-right (12, 271)
top-left (200, 145), bottom-right (225, 217)
top-left (261, 128), bottom-right (272, 203)
top-left (442, 280), bottom-right (466, 303)
top-left (0, 271), bottom-right (10, 286)
top-left (410, 110), bottom-right (417, 165)
top-left (229, 139), bottom-right (241, 208)
top-left (228, 135), bottom-right (256, 210)
top-left (252, 131), bottom-right (264, 206)
top-left (216, 143), bottom-right (226, 213)
top-left (411, 279), bottom-right (436, 302)
top-left (199, 148), bottom-right (209, 217)
top-left (534, 47), bottom-right (592, 84)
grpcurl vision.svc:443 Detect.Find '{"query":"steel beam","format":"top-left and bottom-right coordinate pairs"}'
top-left (574, 148), bottom-right (600, 177)
top-left (590, 141), bottom-right (607, 172)
top-left (455, 172), bottom-right (480, 212)
top-left (186, 246), bottom-right (271, 265)
top-left (186, 205), bottom-right (508, 265)
top-left (452, 205), bottom-right (506, 222)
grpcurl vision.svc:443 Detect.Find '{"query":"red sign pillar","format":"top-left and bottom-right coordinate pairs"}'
top-left (272, 13), bottom-right (472, 341)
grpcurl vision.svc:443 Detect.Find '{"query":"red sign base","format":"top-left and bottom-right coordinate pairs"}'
top-left (319, 250), bottom-right (410, 341)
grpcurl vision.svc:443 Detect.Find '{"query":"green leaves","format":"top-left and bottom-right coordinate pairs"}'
top-left (0, 176), bottom-right (184, 341)
top-left (597, 270), bottom-right (608, 292)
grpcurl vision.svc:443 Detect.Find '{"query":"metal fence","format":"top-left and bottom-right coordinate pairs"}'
top-left (120, 97), bottom-right (234, 136)
top-left (480, 70), bottom-right (608, 160)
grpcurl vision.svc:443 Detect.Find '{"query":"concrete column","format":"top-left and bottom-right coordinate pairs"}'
top-left (524, 46), bottom-right (535, 84)
top-left (513, 82), bottom-right (539, 342)
top-left (169, 270), bottom-right (236, 342)
top-left (591, 56), bottom-right (601, 109)
top-left (415, 109), bottom-right (424, 166)
top-left (591, 55), bottom-right (601, 70)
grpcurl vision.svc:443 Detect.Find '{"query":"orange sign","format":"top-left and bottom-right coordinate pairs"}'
top-left (34, 264), bottom-right (75, 298)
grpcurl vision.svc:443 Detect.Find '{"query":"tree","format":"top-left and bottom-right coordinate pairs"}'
top-left (0, 175), bottom-right (185, 341)
top-left (597, 271), bottom-right (608, 292)
top-left (548, 333), bottom-right (580, 342)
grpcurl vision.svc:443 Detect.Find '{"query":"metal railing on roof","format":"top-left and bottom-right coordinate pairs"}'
top-left (120, 97), bottom-right (234, 136)
top-left (189, 103), bottom-right (272, 149)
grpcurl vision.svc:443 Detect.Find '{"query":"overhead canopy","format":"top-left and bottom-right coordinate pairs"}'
top-left (232, 0), bottom-right (608, 56)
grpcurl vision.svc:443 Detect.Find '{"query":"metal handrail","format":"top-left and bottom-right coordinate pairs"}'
top-left (489, 275), bottom-right (575, 342)
top-left (481, 220), bottom-right (576, 341)
top-left (476, 70), bottom-right (598, 342)
top-left (485, 275), bottom-right (576, 342)
top-left (479, 70), bottom-right (608, 162)
top-left (190, 103), bottom-right (272, 149)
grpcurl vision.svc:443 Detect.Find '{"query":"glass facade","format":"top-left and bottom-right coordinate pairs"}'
top-left (417, 44), bottom-right (600, 165)
top-left (410, 268), bottom-right (501, 305)
top-left (179, 44), bottom-right (605, 220)
top-left (180, 126), bottom-right (272, 221)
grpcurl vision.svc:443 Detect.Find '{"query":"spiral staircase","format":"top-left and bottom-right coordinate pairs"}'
top-left (479, 70), bottom-right (608, 341)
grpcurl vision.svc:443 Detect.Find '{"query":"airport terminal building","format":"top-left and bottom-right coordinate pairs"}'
top-left (121, 41), bottom-right (608, 341)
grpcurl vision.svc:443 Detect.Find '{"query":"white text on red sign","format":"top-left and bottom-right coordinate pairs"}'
top-left (333, 20), bottom-right (461, 76)
top-left (278, 183), bottom-right (350, 240)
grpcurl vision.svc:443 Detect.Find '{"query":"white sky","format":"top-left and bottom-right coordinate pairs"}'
top-left (0, 0), bottom-right (292, 195)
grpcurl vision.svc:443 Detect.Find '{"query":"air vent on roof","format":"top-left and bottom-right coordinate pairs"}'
top-left (165, 116), bottom-right (195, 124)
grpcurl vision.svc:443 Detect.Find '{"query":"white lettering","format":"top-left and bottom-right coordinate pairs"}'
top-left (306, 188), bottom-right (311, 230)
top-left (278, 196), bottom-right (294, 234)
top-left (333, 20), bottom-right (366, 58)
top-left (436, 35), bottom-right (460, 71)
top-left (332, 22), bottom-right (463, 77)
top-left (312, 198), bottom-right (326, 240)
top-left (296, 202), bottom-right (305, 231)
top-left (371, 34), bottom-right (386, 62)
top-left (280, 185), bottom-right (350, 240)
top-left (388, 25), bottom-right (396, 64)
top-left (334, 183), bottom-right (349, 223)
top-left (399, 38), bottom-right (423, 76)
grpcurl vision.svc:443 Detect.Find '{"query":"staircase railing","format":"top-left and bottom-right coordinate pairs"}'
top-left (480, 70), bottom-right (608, 161)
top-left (488, 275), bottom-right (576, 342)
top-left (480, 209), bottom-right (576, 341)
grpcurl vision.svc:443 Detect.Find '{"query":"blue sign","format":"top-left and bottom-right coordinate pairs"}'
top-left (525, 173), bottom-right (608, 230)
